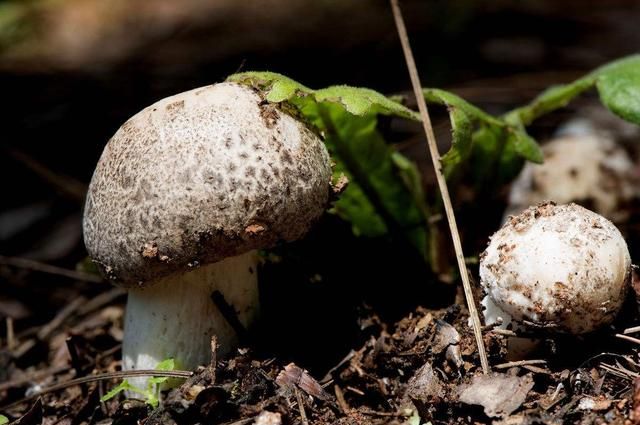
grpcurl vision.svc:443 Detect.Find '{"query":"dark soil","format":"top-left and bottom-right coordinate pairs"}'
top-left (2, 261), bottom-right (640, 425)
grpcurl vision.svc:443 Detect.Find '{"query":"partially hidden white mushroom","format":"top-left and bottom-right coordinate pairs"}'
top-left (480, 202), bottom-right (631, 340)
top-left (83, 82), bottom-right (333, 386)
top-left (506, 120), bottom-right (638, 222)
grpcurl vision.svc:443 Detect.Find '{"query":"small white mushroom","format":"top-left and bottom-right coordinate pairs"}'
top-left (506, 123), bottom-right (638, 222)
top-left (83, 82), bottom-right (333, 386)
top-left (480, 202), bottom-right (631, 335)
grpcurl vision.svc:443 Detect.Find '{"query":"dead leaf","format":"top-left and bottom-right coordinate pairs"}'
top-left (405, 362), bottom-right (443, 401)
top-left (276, 363), bottom-right (333, 402)
top-left (458, 373), bottom-right (534, 418)
top-left (432, 320), bottom-right (463, 368)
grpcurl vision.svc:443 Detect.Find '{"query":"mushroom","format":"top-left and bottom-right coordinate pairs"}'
top-left (480, 202), bottom-right (631, 338)
top-left (83, 82), bottom-right (333, 383)
top-left (506, 120), bottom-right (638, 222)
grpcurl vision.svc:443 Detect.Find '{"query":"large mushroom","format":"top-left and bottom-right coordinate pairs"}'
top-left (83, 82), bottom-right (333, 382)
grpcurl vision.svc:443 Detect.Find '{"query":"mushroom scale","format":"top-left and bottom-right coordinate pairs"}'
top-left (480, 202), bottom-right (631, 334)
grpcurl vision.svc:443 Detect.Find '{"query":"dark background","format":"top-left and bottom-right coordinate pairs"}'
top-left (1, 0), bottom-right (640, 373)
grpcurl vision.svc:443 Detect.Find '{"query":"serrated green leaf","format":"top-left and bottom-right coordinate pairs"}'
top-left (440, 106), bottom-right (473, 178)
top-left (317, 103), bottom-right (427, 258)
top-left (228, 71), bottom-right (420, 120)
top-left (504, 77), bottom-right (595, 127)
top-left (508, 127), bottom-right (543, 163)
top-left (229, 72), bottom-right (428, 260)
top-left (504, 55), bottom-right (640, 128)
top-left (593, 55), bottom-right (640, 125)
top-left (423, 88), bottom-right (503, 126)
top-left (314, 85), bottom-right (419, 119)
top-left (469, 125), bottom-right (502, 184)
top-left (330, 158), bottom-right (388, 237)
top-left (422, 88), bottom-right (533, 179)
top-left (0, 414), bottom-right (8, 425)
top-left (391, 152), bottom-right (428, 217)
top-left (498, 135), bottom-right (525, 183)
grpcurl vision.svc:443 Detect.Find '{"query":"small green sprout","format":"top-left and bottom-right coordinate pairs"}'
top-left (100, 358), bottom-right (177, 409)
top-left (0, 414), bottom-right (8, 424)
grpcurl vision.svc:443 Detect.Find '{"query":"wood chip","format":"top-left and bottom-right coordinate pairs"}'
top-left (275, 363), bottom-right (333, 402)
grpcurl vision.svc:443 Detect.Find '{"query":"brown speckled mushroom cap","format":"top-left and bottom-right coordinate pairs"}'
top-left (83, 82), bottom-right (332, 287)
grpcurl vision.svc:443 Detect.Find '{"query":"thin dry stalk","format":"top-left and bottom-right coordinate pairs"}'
top-left (294, 387), bottom-right (310, 425)
top-left (0, 369), bottom-right (193, 410)
top-left (494, 359), bottom-right (547, 370)
top-left (624, 325), bottom-right (640, 335)
top-left (389, 0), bottom-right (489, 374)
top-left (600, 363), bottom-right (638, 380)
top-left (0, 255), bottom-right (103, 283)
top-left (616, 333), bottom-right (640, 345)
top-left (6, 317), bottom-right (16, 350)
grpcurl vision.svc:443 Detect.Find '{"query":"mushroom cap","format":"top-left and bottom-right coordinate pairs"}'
top-left (480, 202), bottom-right (631, 334)
top-left (83, 82), bottom-right (332, 287)
top-left (507, 133), bottom-right (637, 221)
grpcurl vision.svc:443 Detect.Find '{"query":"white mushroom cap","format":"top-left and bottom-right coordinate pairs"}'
top-left (480, 202), bottom-right (631, 334)
top-left (507, 132), bottom-right (637, 221)
top-left (83, 82), bottom-right (332, 286)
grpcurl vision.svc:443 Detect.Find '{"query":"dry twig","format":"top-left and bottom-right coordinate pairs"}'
top-left (1, 369), bottom-right (193, 409)
top-left (389, 0), bottom-right (489, 374)
top-left (294, 387), bottom-right (310, 425)
top-left (624, 325), bottom-right (640, 334)
top-left (0, 255), bottom-right (102, 283)
top-left (616, 333), bottom-right (640, 345)
top-left (494, 359), bottom-right (547, 370)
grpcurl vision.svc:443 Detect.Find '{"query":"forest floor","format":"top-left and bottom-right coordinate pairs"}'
top-left (2, 268), bottom-right (640, 425)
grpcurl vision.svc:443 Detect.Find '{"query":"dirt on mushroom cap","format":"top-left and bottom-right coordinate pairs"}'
top-left (83, 82), bottom-right (333, 287)
top-left (480, 202), bottom-right (631, 334)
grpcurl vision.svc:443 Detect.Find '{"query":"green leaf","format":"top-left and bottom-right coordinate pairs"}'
top-left (503, 55), bottom-right (640, 128)
top-left (504, 77), bottom-right (595, 126)
top-left (391, 151), bottom-right (429, 218)
top-left (100, 379), bottom-right (149, 403)
top-left (0, 414), bottom-right (8, 425)
top-left (593, 55), bottom-right (640, 125)
top-left (148, 358), bottom-right (175, 387)
top-left (317, 104), bottom-right (427, 257)
top-left (422, 88), bottom-right (511, 177)
top-left (330, 157), bottom-right (388, 237)
top-left (422, 88), bottom-right (539, 177)
top-left (101, 359), bottom-right (179, 409)
top-left (439, 106), bottom-right (473, 177)
top-left (423, 88), bottom-right (503, 126)
top-left (228, 71), bottom-right (421, 120)
top-left (230, 71), bottom-right (428, 260)
top-left (508, 127), bottom-right (543, 163)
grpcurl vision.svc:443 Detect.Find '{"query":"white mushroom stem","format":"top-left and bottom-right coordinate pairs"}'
top-left (122, 250), bottom-right (259, 388)
top-left (481, 294), bottom-right (541, 360)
